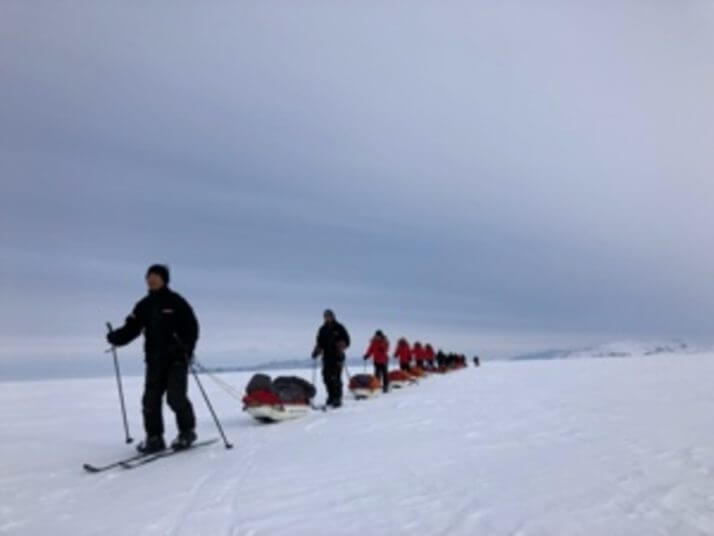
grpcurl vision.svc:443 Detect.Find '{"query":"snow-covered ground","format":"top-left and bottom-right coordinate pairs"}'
top-left (2, 354), bottom-right (714, 535)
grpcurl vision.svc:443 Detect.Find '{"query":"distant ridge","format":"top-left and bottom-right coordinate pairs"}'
top-left (510, 340), bottom-right (701, 362)
top-left (199, 357), bottom-right (367, 374)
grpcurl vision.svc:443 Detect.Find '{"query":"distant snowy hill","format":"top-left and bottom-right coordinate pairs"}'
top-left (202, 357), bottom-right (366, 374)
top-left (511, 340), bottom-right (702, 361)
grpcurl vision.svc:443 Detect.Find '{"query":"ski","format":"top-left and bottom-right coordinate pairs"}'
top-left (120, 439), bottom-right (219, 469)
top-left (83, 451), bottom-right (157, 474)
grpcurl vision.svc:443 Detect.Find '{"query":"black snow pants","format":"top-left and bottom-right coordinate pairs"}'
top-left (143, 359), bottom-right (196, 438)
top-left (374, 363), bottom-right (389, 392)
top-left (322, 355), bottom-right (344, 405)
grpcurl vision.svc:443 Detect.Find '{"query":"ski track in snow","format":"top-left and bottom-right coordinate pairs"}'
top-left (2, 355), bottom-right (714, 535)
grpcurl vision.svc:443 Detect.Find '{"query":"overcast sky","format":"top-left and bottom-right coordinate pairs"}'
top-left (1, 2), bottom-right (713, 379)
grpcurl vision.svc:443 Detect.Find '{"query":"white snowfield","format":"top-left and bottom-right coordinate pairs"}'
top-left (2, 354), bottom-right (714, 536)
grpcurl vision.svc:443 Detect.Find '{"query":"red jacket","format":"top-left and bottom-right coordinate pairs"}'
top-left (412, 343), bottom-right (425, 362)
top-left (365, 337), bottom-right (390, 365)
top-left (424, 345), bottom-right (435, 362)
top-left (394, 340), bottom-right (412, 364)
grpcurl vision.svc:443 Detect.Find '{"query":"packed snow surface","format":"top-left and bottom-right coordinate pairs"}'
top-left (2, 354), bottom-right (714, 535)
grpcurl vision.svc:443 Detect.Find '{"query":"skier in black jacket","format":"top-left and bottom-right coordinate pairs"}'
top-left (107, 265), bottom-right (199, 454)
top-left (311, 309), bottom-right (350, 408)
top-left (436, 350), bottom-right (447, 369)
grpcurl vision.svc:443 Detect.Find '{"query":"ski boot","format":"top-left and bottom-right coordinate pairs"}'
top-left (136, 436), bottom-right (166, 454)
top-left (171, 430), bottom-right (197, 451)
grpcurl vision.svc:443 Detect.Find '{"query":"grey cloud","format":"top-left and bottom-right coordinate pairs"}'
top-left (1, 1), bottom-right (713, 378)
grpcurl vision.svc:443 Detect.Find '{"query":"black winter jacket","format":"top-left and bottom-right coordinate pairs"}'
top-left (108, 287), bottom-right (199, 363)
top-left (314, 321), bottom-right (350, 360)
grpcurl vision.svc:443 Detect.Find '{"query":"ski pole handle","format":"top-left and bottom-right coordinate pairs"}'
top-left (106, 322), bottom-right (116, 350)
top-left (106, 321), bottom-right (132, 444)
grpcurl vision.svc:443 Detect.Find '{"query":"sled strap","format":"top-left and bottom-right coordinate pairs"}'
top-left (193, 360), bottom-right (244, 401)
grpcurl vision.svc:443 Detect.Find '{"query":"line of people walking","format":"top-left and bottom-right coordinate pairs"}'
top-left (107, 265), bottom-right (474, 452)
top-left (311, 309), bottom-right (471, 408)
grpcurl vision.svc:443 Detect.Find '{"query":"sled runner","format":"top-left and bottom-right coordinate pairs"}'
top-left (388, 369), bottom-right (414, 389)
top-left (348, 374), bottom-right (382, 399)
top-left (408, 367), bottom-right (427, 378)
top-left (243, 374), bottom-right (316, 423)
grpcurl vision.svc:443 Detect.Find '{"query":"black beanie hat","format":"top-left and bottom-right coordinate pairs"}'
top-left (146, 264), bottom-right (170, 285)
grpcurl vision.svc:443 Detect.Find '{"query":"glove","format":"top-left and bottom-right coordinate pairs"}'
top-left (170, 335), bottom-right (193, 364)
top-left (311, 349), bottom-right (320, 359)
top-left (363, 355), bottom-right (369, 360)
top-left (179, 341), bottom-right (195, 364)
top-left (106, 331), bottom-right (118, 346)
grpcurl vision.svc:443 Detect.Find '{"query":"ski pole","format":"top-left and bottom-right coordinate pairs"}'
top-left (310, 358), bottom-right (329, 410)
top-left (343, 358), bottom-right (352, 382)
top-left (190, 364), bottom-right (234, 449)
top-left (106, 322), bottom-right (133, 444)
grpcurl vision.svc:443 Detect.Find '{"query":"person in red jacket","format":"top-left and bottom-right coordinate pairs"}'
top-left (364, 330), bottom-right (390, 393)
top-left (394, 338), bottom-right (412, 371)
top-left (412, 341), bottom-right (425, 369)
top-left (424, 343), bottom-right (436, 370)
